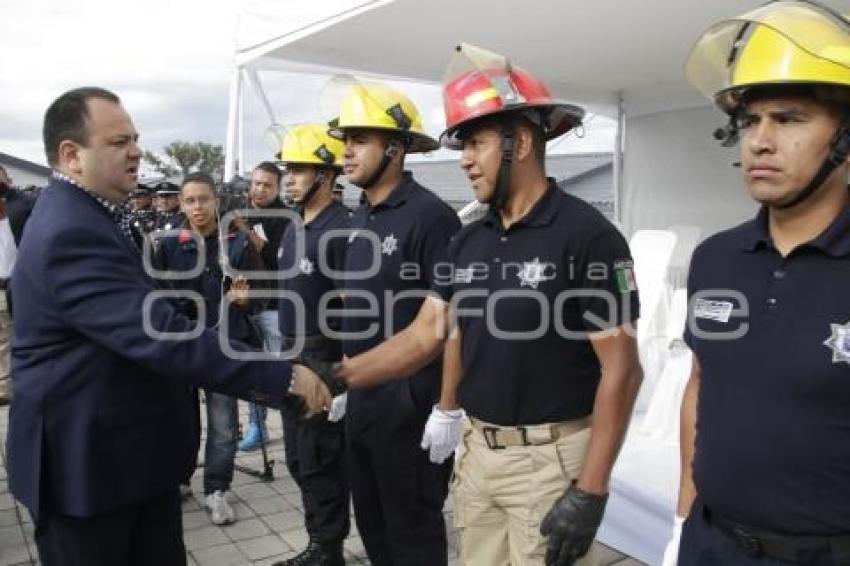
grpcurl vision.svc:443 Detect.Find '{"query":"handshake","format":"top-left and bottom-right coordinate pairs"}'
top-left (289, 358), bottom-right (348, 419)
top-left (289, 357), bottom-right (467, 467)
top-left (288, 360), bottom-right (465, 463)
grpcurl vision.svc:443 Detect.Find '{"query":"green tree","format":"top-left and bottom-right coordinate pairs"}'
top-left (143, 141), bottom-right (225, 181)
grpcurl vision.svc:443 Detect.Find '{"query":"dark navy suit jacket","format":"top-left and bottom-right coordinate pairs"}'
top-left (6, 178), bottom-right (289, 519)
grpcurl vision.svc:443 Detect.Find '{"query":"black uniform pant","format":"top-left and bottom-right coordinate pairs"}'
top-left (679, 501), bottom-right (850, 566)
top-left (345, 386), bottom-right (452, 566)
top-left (33, 489), bottom-right (185, 566)
top-left (281, 401), bottom-right (350, 544)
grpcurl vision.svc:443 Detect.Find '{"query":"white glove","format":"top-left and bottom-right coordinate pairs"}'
top-left (327, 393), bottom-right (347, 422)
top-left (420, 405), bottom-right (464, 464)
top-left (661, 515), bottom-right (686, 566)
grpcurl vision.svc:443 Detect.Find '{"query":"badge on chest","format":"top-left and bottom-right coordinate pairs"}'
top-left (824, 321), bottom-right (850, 365)
top-left (693, 299), bottom-right (734, 323)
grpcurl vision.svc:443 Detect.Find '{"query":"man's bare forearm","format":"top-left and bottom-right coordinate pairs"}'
top-left (341, 326), bottom-right (443, 386)
top-left (337, 298), bottom-right (452, 388)
top-left (577, 325), bottom-right (643, 495)
top-left (577, 362), bottom-right (642, 495)
top-left (438, 327), bottom-right (463, 410)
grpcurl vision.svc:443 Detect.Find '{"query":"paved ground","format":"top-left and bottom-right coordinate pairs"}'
top-left (0, 402), bottom-right (644, 565)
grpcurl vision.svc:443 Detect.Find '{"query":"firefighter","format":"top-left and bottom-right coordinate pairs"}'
top-left (329, 80), bottom-right (462, 565)
top-left (272, 124), bottom-right (351, 566)
top-left (667, 3), bottom-right (850, 564)
top-left (335, 44), bottom-right (642, 565)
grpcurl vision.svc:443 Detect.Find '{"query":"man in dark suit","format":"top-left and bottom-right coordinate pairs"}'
top-left (6, 86), bottom-right (332, 566)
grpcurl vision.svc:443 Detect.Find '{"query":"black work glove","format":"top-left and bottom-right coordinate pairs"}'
top-left (539, 482), bottom-right (608, 566)
top-left (294, 356), bottom-right (347, 397)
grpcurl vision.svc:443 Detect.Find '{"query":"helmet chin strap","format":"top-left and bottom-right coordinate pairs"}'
top-left (362, 142), bottom-right (398, 191)
top-left (298, 169), bottom-right (327, 211)
top-left (777, 109), bottom-right (850, 210)
top-left (488, 120), bottom-right (515, 210)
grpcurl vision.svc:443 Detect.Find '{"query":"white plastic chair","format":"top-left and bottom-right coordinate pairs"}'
top-left (629, 230), bottom-right (678, 412)
top-left (638, 288), bottom-right (692, 441)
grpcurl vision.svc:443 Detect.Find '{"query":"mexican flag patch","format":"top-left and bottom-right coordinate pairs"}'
top-left (613, 260), bottom-right (637, 293)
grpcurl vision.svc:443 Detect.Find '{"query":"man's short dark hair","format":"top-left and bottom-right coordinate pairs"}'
top-left (253, 161), bottom-right (281, 184)
top-left (181, 172), bottom-right (217, 195)
top-left (43, 87), bottom-right (121, 167)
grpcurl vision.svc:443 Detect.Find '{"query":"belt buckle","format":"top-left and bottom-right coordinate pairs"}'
top-left (481, 427), bottom-right (505, 450)
top-left (732, 526), bottom-right (762, 558)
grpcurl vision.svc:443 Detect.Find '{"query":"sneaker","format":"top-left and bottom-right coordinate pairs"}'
top-left (238, 422), bottom-right (267, 452)
top-left (205, 490), bottom-right (236, 525)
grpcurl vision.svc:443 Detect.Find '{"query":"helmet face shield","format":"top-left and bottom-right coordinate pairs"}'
top-left (443, 43), bottom-right (511, 88)
top-left (440, 43), bottom-right (584, 149)
top-left (320, 74), bottom-right (439, 153)
top-left (686, 1), bottom-right (850, 113)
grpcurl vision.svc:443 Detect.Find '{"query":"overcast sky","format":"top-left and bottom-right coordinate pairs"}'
top-left (2, 0), bottom-right (615, 173)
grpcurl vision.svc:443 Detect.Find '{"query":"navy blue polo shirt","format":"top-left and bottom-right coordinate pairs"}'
top-left (278, 201), bottom-right (350, 339)
top-left (432, 180), bottom-right (640, 426)
top-left (342, 172), bottom-right (461, 413)
top-left (685, 202), bottom-right (850, 535)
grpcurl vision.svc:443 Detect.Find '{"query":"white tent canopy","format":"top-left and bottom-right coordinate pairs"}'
top-left (234, 0), bottom-right (800, 116)
top-left (229, 0), bottom-right (841, 235)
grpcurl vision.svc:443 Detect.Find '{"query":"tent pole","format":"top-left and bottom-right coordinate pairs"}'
top-left (245, 68), bottom-right (278, 125)
top-left (224, 68), bottom-right (242, 181)
top-left (237, 68), bottom-right (246, 178)
top-left (613, 91), bottom-right (625, 229)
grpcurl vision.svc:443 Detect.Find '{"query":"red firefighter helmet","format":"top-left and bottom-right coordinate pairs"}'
top-left (440, 43), bottom-right (585, 149)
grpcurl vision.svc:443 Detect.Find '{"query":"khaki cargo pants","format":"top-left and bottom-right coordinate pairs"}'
top-left (451, 416), bottom-right (606, 566)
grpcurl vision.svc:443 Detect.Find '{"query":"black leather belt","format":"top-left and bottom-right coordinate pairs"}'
top-left (705, 506), bottom-right (850, 562)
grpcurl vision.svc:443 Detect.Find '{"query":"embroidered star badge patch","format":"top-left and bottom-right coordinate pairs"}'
top-left (381, 234), bottom-right (398, 256)
top-left (517, 257), bottom-right (556, 289)
top-left (824, 321), bottom-right (850, 365)
top-left (299, 257), bottom-right (314, 276)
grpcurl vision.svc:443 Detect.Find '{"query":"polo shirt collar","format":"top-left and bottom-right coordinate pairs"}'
top-left (739, 207), bottom-right (771, 252)
top-left (808, 200), bottom-right (850, 257)
top-left (483, 177), bottom-right (560, 231)
top-left (359, 171), bottom-right (414, 210)
top-left (740, 196), bottom-right (850, 257)
top-left (305, 201), bottom-right (344, 230)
